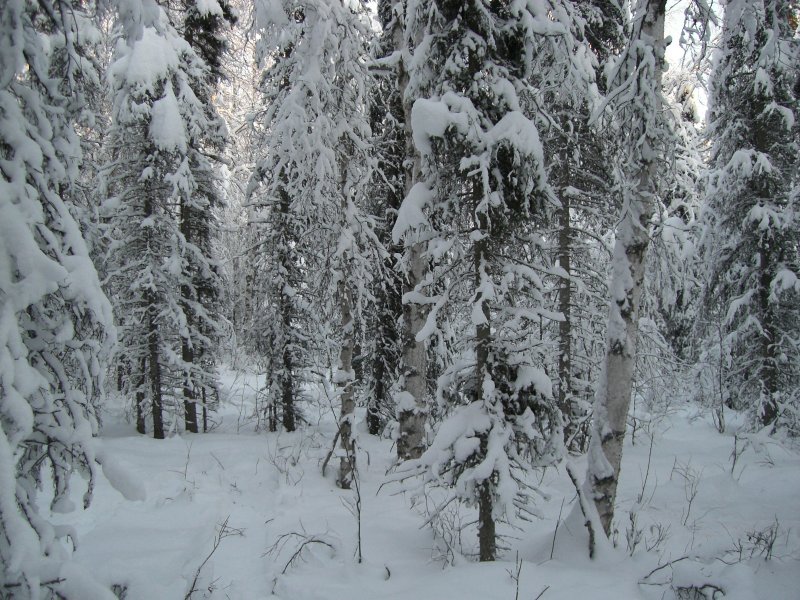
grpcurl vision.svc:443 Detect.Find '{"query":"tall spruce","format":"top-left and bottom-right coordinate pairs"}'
top-left (250, 0), bottom-right (378, 487)
top-left (104, 0), bottom-right (226, 438)
top-left (394, 0), bottom-right (574, 561)
top-left (177, 0), bottom-right (233, 433)
top-left (701, 0), bottom-right (799, 432)
top-left (541, 0), bottom-right (624, 451)
top-left (363, 0), bottom-right (406, 437)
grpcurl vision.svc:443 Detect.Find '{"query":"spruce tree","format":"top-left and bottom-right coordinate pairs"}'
top-left (104, 0), bottom-right (225, 438)
top-left (250, 1), bottom-right (378, 488)
top-left (363, 0), bottom-right (406, 437)
top-left (0, 1), bottom-right (115, 596)
top-left (395, 0), bottom-right (570, 561)
top-left (701, 0), bottom-right (799, 432)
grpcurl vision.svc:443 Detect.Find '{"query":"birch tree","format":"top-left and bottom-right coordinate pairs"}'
top-left (583, 0), bottom-right (670, 543)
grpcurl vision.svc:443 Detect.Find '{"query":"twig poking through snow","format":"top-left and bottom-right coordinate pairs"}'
top-left (185, 516), bottom-right (242, 599)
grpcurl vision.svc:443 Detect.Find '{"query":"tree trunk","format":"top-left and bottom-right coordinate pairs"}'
top-left (180, 197), bottom-right (199, 434)
top-left (202, 387), bottom-right (208, 433)
top-left (337, 276), bottom-right (356, 489)
top-left (396, 15), bottom-right (429, 460)
top-left (280, 288), bottom-right (296, 432)
top-left (182, 337), bottom-right (198, 433)
top-left (136, 358), bottom-right (146, 435)
top-left (557, 188), bottom-right (573, 446)
top-left (474, 202), bottom-right (494, 561)
top-left (397, 240), bottom-right (428, 460)
top-left (148, 301), bottom-right (165, 440)
top-left (586, 0), bottom-right (666, 539)
top-left (758, 243), bottom-right (779, 428)
top-left (278, 186), bottom-right (296, 432)
top-left (368, 344), bottom-right (386, 435)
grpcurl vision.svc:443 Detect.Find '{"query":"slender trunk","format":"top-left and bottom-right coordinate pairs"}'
top-left (278, 186), bottom-right (296, 432)
top-left (474, 202), bottom-right (494, 561)
top-left (148, 301), bottom-right (165, 440)
top-left (398, 240), bottom-right (428, 460)
top-left (478, 475), bottom-right (496, 562)
top-left (396, 17), bottom-right (429, 460)
top-left (368, 320), bottom-right (387, 435)
top-left (202, 387), bottom-right (208, 432)
top-left (180, 199), bottom-right (199, 434)
top-left (337, 139), bottom-right (357, 488)
top-left (281, 343), bottom-right (295, 431)
top-left (182, 337), bottom-right (198, 433)
top-left (557, 189), bottom-right (573, 446)
top-left (337, 275), bottom-right (356, 489)
top-left (586, 0), bottom-right (666, 539)
top-left (281, 288), bottom-right (295, 432)
top-left (136, 357), bottom-right (146, 435)
top-left (758, 244), bottom-right (778, 427)
top-left (142, 190), bottom-right (165, 440)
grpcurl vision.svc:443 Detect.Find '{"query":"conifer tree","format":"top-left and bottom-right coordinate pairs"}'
top-left (363, 0), bottom-right (406, 437)
top-left (104, 0), bottom-right (225, 437)
top-left (395, 0), bottom-right (572, 561)
top-left (541, 0), bottom-right (624, 450)
top-left (0, 1), bottom-right (115, 596)
top-left (251, 1), bottom-right (378, 488)
top-left (701, 0), bottom-right (799, 431)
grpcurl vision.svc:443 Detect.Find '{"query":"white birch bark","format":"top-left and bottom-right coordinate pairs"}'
top-left (395, 5), bottom-right (428, 461)
top-left (585, 0), bottom-right (667, 541)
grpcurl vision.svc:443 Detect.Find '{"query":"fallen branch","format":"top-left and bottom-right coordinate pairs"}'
top-left (534, 585), bottom-right (550, 600)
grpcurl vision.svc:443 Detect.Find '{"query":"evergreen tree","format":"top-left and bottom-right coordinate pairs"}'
top-left (177, 0), bottom-right (233, 433)
top-left (395, 0), bottom-right (570, 561)
top-left (362, 0), bottom-right (406, 437)
top-left (0, 1), bottom-right (115, 596)
top-left (701, 0), bottom-right (799, 432)
top-left (250, 0), bottom-right (378, 487)
top-left (540, 0), bottom-right (624, 451)
top-left (104, 0), bottom-right (225, 438)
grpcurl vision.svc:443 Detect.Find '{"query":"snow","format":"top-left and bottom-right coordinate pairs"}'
top-left (150, 83), bottom-right (187, 153)
top-left (41, 368), bottom-right (800, 599)
top-left (391, 182), bottom-right (433, 244)
top-left (195, 0), bottom-right (224, 17)
top-left (114, 27), bottom-right (179, 93)
top-left (410, 96), bottom-right (468, 156)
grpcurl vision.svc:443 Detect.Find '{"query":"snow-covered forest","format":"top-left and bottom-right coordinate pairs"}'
top-left (1, 0), bottom-right (799, 598)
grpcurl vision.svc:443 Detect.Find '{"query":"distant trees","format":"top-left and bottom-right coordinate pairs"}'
top-left (700, 0), bottom-right (799, 432)
top-left (0, 1), bottom-right (114, 596)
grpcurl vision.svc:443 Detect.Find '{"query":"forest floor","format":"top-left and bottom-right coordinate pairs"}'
top-left (58, 366), bottom-right (800, 599)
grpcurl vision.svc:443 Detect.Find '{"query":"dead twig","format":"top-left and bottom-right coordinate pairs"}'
top-left (185, 516), bottom-right (242, 599)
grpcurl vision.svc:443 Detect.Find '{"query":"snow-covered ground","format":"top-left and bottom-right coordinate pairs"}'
top-left (59, 367), bottom-right (800, 599)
